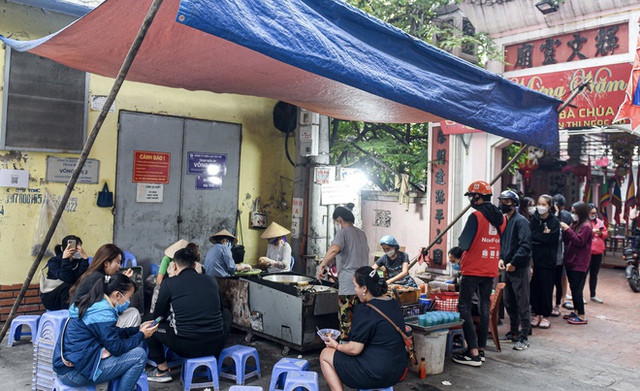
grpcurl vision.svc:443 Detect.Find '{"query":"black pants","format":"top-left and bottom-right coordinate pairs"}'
top-left (40, 282), bottom-right (72, 311)
top-left (457, 275), bottom-right (493, 351)
top-left (530, 267), bottom-right (554, 317)
top-left (566, 270), bottom-right (587, 316)
top-left (553, 265), bottom-right (564, 306)
top-left (587, 254), bottom-right (603, 298)
top-left (503, 267), bottom-right (531, 337)
top-left (145, 308), bottom-right (232, 364)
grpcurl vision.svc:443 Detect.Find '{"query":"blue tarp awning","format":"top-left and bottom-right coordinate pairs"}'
top-left (1, 0), bottom-right (561, 152)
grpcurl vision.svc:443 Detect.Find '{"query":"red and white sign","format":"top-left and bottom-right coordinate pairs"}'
top-left (132, 150), bottom-right (171, 184)
top-left (428, 126), bottom-right (450, 271)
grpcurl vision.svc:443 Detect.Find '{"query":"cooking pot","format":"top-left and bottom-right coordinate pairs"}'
top-left (262, 274), bottom-right (315, 284)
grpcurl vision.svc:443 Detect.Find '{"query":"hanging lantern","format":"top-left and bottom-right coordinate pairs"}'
top-left (518, 159), bottom-right (539, 186)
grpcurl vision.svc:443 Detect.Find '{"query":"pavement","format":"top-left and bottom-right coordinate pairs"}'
top-left (2, 261), bottom-right (640, 390)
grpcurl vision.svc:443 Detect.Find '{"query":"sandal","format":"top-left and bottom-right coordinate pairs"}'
top-left (538, 318), bottom-right (550, 329)
top-left (550, 306), bottom-right (561, 317)
top-left (530, 316), bottom-right (540, 327)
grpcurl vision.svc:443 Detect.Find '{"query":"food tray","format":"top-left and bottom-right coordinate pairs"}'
top-left (404, 316), bottom-right (463, 333)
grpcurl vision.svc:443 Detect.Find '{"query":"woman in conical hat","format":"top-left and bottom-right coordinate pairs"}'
top-left (204, 229), bottom-right (251, 277)
top-left (259, 222), bottom-right (293, 273)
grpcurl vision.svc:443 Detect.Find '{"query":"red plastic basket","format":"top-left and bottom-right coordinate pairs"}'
top-left (431, 291), bottom-right (459, 312)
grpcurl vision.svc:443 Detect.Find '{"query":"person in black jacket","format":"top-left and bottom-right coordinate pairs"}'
top-left (145, 248), bottom-right (231, 383)
top-left (498, 190), bottom-right (532, 351)
top-left (529, 195), bottom-right (560, 329)
top-left (41, 235), bottom-right (89, 311)
top-left (553, 193), bottom-right (573, 312)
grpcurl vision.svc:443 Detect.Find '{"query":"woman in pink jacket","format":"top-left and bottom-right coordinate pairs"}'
top-left (587, 204), bottom-right (608, 304)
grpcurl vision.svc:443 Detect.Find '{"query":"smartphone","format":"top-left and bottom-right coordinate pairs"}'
top-left (68, 239), bottom-right (77, 249)
top-left (151, 316), bottom-right (163, 326)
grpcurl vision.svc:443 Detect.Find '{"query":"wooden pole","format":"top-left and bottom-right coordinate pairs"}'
top-left (0, 0), bottom-right (166, 345)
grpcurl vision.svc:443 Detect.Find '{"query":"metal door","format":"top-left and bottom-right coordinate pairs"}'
top-left (115, 111), bottom-right (241, 267)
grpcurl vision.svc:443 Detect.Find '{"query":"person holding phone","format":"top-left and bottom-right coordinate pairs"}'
top-left (53, 273), bottom-right (157, 390)
top-left (71, 244), bottom-right (140, 327)
top-left (41, 235), bottom-right (89, 311)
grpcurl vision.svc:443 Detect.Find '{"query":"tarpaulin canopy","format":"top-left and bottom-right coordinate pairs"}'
top-left (1, 0), bottom-right (562, 152)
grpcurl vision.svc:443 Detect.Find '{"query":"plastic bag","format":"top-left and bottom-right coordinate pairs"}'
top-left (32, 190), bottom-right (69, 257)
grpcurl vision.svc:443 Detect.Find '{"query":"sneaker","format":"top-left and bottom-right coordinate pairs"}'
top-left (146, 367), bottom-right (172, 383)
top-left (562, 301), bottom-right (574, 310)
top-left (563, 311), bottom-right (578, 320)
top-left (513, 337), bottom-right (530, 351)
top-left (567, 315), bottom-right (588, 325)
top-left (478, 350), bottom-right (486, 362)
top-left (452, 351), bottom-right (482, 367)
top-left (499, 331), bottom-right (519, 343)
top-left (591, 296), bottom-right (603, 304)
top-left (566, 294), bottom-right (572, 300)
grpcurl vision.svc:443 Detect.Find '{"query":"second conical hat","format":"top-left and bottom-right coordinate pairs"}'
top-left (209, 229), bottom-right (238, 244)
top-left (164, 239), bottom-right (189, 258)
top-left (260, 222), bottom-right (291, 239)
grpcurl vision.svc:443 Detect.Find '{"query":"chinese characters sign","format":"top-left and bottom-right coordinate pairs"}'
top-left (428, 126), bottom-right (449, 270)
top-left (505, 23), bottom-right (628, 71)
top-left (132, 151), bottom-right (170, 184)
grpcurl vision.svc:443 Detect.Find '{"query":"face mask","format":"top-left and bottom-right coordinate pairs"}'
top-left (500, 203), bottom-right (513, 213)
top-left (571, 213), bottom-right (579, 222)
top-left (468, 195), bottom-right (479, 209)
top-left (527, 206), bottom-right (536, 215)
top-left (589, 215), bottom-right (596, 221)
top-left (335, 223), bottom-right (342, 231)
top-left (115, 293), bottom-right (130, 314)
top-left (451, 263), bottom-right (461, 272)
top-left (226, 241), bottom-right (232, 248)
top-left (385, 249), bottom-right (395, 257)
top-left (72, 251), bottom-right (83, 260)
top-left (536, 206), bottom-right (549, 215)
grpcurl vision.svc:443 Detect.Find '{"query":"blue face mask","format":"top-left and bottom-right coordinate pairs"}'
top-left (451, 263), bottom-right (461, 272)
top-left (115, 293), bottom-right (130, 314)
top-left (226, 241), bottom-right (232, 248)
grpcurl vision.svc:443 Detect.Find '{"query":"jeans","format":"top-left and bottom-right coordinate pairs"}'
top-left (57, 347), bottom-right (146, 391)
top-left (566, 269), bottom-right (587, 315)
top-left (503, 267), bottom-right (531, 338)
top-left (458, 275), bottom-right (493, 351)
top-left (587, 254), bottom-right (603, 297)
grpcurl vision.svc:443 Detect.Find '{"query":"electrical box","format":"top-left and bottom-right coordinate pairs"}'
top-left (299, 109), bottom-right (319, 157)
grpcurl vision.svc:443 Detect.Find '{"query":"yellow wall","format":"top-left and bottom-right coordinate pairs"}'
top-left (0, 2), bottom-right (294, 284)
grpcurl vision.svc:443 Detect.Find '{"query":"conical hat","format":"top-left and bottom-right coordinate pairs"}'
top-left (164, 239), bottom-right (189, 258)
top-left (261, 222), bottom-right (291, 239)
top-left (209, 229), bottom-right (238, 244)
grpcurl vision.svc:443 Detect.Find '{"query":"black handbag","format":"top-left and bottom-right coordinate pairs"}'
top-left (97, 183), bottom-right (114, 207)
top-left (232, 210), bottom-right (245, 264)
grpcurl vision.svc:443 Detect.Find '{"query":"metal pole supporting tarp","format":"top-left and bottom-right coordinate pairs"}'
top-left (0, 0), bottom-right (166, 345)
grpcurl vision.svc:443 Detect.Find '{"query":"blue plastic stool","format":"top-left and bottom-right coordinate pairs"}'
top-left (218, 345), bottom-right (261, 385)
top-left (358, 388), bottom-right (393, 391)
top-left (181, 356), bottom-right (220, 391)
top-left (7, 314), bottom-right (40, 346)
top-left (230, 387), bottom-right (264, 391)
top-left (37, 310), bottom-right (69, 346)
top-left (107, 373), bottom-right (149, 391)
top-left (446, 328), bottom-right (465, 357)
top-left (122, 250), bottom-right (138, 267)
top-left (269, 358), bottom-right (309, 391)
top-left (52, 377), bottom-right (96, 391)
top-left (282, 371), bottom-right (319, 391)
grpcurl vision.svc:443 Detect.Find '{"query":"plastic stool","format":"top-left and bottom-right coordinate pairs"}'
top-left (38, 310), bottom-right (69, 345)
top-left (181, 356), bottom-right (219, 391)
top-left (358, 388), bottom-right (393, 391)
top-left (218, 345), bottom-right (261, 385)
top-left (446, 328), bottom-right (465, 357)
top-left (282, 371), bottom-right (319, 391)
top-left (107, 373), bottom-right (149, 391)
top-left (7, 314), bottom-right (40, 346)
top-left (230, 387), bottom-right (264, 391)
top-left (52, 377), bottom-right (96, 391)
top-left (269, 358), bottom-right (309, 391)
top-left (122, 250), bottom-right (138, 267)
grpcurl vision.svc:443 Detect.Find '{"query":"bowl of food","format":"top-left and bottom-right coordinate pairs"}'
top-left (317, 328), bottom-right (341, 342)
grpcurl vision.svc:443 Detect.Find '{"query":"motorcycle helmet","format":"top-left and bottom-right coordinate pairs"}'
top-left (464, 180), bottom-right (492, 196)
top-left (498, 190), bottom-right (519, 203)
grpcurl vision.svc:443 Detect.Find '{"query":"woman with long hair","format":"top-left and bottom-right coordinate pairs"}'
top-left (320, 266), bottom-right (406, 391)
top-left (53, 274), bottom-right (157, 391)
top-left (71, 244), bottom-right (139, 327)
top-left (587, 203), bottom-right (608, 303)
top-left (559, 201), bottom-right (593, 325)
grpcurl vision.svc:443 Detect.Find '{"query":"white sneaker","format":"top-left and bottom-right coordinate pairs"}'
top-left (566, 294), bottom-right (572, 300)
top-left (591, 296), bottom-right (603, 304)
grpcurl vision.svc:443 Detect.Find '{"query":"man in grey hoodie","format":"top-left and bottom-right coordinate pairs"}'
top-left (498, 190), bottom-right (532, 351)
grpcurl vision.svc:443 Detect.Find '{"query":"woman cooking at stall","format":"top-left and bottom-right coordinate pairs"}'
top-left (204, 229), bottom-right (252, 277)
top-left (259, 222), bottom-right (293, 273)
top-left (372, 235), bottom-right (417, 287)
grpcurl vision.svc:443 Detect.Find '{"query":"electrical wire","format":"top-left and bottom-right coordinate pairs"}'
top-left (285, 129), bottom-right (295, 167)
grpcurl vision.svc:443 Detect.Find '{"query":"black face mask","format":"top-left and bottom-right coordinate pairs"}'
top-left (468, 195), bottom-right (479, 209)
top-left (500, 203), bottom-right (513, 213)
